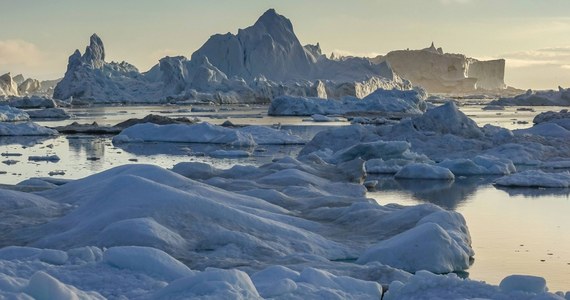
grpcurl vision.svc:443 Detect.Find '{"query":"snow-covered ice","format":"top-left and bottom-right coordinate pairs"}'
top-left (395, 163), bottom-right (455, 180)
top-left (113, 122), bottom-right (305, 146)
top-left (0, 122), bottom-right (58, 136)
top-left (495, 170), bottom-right (570, 188)
top-left (0, 105), bottom-right (29, 122)
top-left (268, 88), bottom-right (427, 116)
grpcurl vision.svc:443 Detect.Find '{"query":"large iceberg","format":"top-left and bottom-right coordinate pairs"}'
top-left (53, 10), bottom-right (411, 104)
top-left (370, 42), bottom-right (506, 94)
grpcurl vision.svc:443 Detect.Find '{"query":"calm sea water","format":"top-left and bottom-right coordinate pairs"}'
top-left (1, 104), bottom-right (569, 291)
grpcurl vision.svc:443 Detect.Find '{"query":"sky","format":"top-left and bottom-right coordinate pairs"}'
top-left (1, 0), bottom-right (570, 89)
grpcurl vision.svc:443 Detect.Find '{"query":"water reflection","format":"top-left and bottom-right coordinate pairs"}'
top-left (67, 136), bottom-right (107, 159)
top-left (494, 185), bottom-right (570, 198)
top-left (114, 141), bottom-right (303, 165)
top-left (370, 175), bottom-right (496, 210)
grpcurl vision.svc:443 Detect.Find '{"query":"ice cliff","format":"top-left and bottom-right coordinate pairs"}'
top-left (371, 43), bottom-right (506, 94)
top-left (53, 9), bottom-right (410, 104)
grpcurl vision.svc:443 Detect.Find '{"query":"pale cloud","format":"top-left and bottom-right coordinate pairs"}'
top-left (502, 46), bottom-right (570, 69)
top-left (0, 39), bottom-right (43, 67)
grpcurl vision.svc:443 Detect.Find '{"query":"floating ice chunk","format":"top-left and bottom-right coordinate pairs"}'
top-left (26, 108), bottom-right (71, 119)
top-left (357, 222), bottom-right (470, 273)
top-left (492, 87), bottom-right (570, 106)
top-left (0, 105), bottom-right (29, 122)
top-left (310, 114), bottom-right (336, 122)
top-left (268, 88), bottom-right (426, 116)
top-left (495, 170), bottom-right (570, 188)
top-left (395, 163), bottom-right (455, 180)
top-left (7, 96), bottom-right (57, 109)
top-left (28, 155), bottom-right (60, 162)
top-left (412, 102), bottom-right (483, 139)
top-left (171, 161), bottom-right (221, 179)
top-left (326, 140), bottom-right (414, 164)
top-left (500, 275), bottom-right (547, 294)
top-left (437, 155), bottom-right (515, 176)
top-left (113, 122), bottom-right (304, 146)
top-left (103, 246), bottom-right (195, 281)
top-left (384, 271), bottom-right (562, 300)
top-left (483, 143), bottom-right (553, 165)
top-left (514, 123), bottom-right (570, 138)
top-left (209, 149), bottom-right (251, 158)
top-left (0, 122), bottom-right (58, 136)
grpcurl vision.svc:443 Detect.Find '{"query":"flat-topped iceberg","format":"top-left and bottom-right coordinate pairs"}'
top-left (112, 122), bottom-right (305, 146)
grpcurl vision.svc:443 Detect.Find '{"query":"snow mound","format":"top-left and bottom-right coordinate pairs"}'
top-left (356, 222), bottom-right (470, 273)
top-left (113, 122), bottom-right (304, 146)
top-left (0, 105), bottom-right (29, 122)
top-left (499, 275), bottom-right (547, 294)
top-left (29, 164), bottom-right (352, 264)
top-left (152, 268), bottom-right (260, 300)
top-left (251, 266), bottom-right (383, 299)
top-left (103, 246), bottom-right (195, 281)
top-left (23, 271), bottom-right (105, 300)
top-left (0, 122), bottom-right (58, 136)
top-left (268, 88), bottom-right (426, 116)
top-left (395, 163), bottom-right (455, 180)
top-left (495, 170), bottom-right (570, 188)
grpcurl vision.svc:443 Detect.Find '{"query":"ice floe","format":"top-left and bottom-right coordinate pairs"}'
top-left (0, 122), bottom-right (58, 136)
top-left (113, 122), bottom-right (305, 146)
top-left (268, 88), bottom-right (427, 116)
top-left (0, 105), bottom-right (29, 122)
top-left (495, 170), bottom-right (570, 188)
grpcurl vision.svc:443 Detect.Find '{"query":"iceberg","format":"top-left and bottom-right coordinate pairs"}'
top-left (268, 88), bottom-right (427, 116)
top-left (371, 42), bottom-right (506, 93)
top-left (53, 10), bottom-right (411, 104)
top-left (0, 105), bottom-right (29, 122)
top-left (491, 87), bottom-right (570, 106)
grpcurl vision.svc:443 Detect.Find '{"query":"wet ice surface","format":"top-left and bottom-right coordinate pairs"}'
top-left (1, 103), bottom-right (570, 292)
